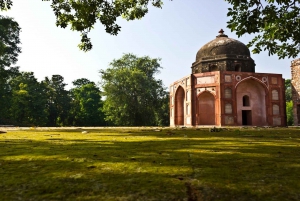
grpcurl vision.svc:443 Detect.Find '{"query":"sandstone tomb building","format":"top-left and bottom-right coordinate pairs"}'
top-left (170, 30), bottom-right (286, 127)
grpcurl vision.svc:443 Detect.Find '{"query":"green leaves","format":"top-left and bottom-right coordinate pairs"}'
top-left (0, 15), bottom-right (21, 67)
top-left (0, 0), bottom-right (13, 10)
top-left (226, 0), bottom-right (300, 59)
top-left (9, 72), bottom-right (49, 126)
top-left (70, 79), bottom-right (105, 126)
top-left (100, 53), bottom-right (169, 126)
top-left (0, 0), bottom-right (163, 51)
top-left (42, 75), bottom-right (71, 126)
top-left (50, 0), bottom-right (163, 51)
top-left (285, 78), bottom-right (292, 102)
top-left (286, 100), bottom-right (293, 125)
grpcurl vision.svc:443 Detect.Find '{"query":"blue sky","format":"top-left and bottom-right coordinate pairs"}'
top-left (3, 0), bottom-right (294, 89)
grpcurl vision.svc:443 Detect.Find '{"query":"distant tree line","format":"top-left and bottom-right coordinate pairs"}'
top-left (0, 63), bottom-right (169, 127)
top-left (0, 69), bottom-right (105, 126)
top-left (0, 16), bottom-right (169, 127)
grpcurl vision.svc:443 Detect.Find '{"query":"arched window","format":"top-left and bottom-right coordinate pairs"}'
top-left (224, 88), bottom-right (232, 99)
top-left (272, 90), bottom-right (279, 100)
top-left (210, 65), bottom-right (218, 72)
top-left (235, 64), bottom-right (241, 72)
top-left (243, 95), bottom-right (250, 106)
top-left (225, 103), bottom-right (232, 114)
top-left (273, 104), bottom-right (279, 115)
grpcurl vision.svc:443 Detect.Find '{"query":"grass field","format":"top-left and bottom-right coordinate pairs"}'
top-left (0, 127), bottom-right (299, 201)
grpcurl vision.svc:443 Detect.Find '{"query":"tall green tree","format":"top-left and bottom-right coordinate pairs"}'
top-left (9, 72), bottom-right (48, 126)
top-left (43, 75), bottom-right (71, 126)
top-left (226, 0), bottom-right (300, 58)
top-left (154, 90), bottom-right (169, 126)
top-left (100, 53), bottom-right (169, 126)
top-left (0, 66), bottom-right (19, 124)
top-left (285, 79), bottom-right (293, 126)
top-left (0, 0), bottom-right (163, 51)
top-left (285, 79), bottom-right (292, 102)
top-left (0, 15), bottom-right (21, 124)
top-left (0, 15), bottom-right (21, 67)
top-left (70, 78), bottom-right (105, 126)
top-left (286, 100), bottom-right (293, 126)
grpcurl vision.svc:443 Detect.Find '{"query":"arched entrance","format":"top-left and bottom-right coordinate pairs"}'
top-left (236, 78), bottom-right (267, 126)
top-left (197, 91), bottom-right (215, 125)
top-left (175, 86), bottom-right (185, 125)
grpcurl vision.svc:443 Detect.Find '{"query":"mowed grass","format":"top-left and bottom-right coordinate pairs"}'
top-left (0, 127), bottom-right (299, 201)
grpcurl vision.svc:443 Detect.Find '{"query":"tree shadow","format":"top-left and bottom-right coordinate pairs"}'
top-left (0, 129), bottom-right (299, 200)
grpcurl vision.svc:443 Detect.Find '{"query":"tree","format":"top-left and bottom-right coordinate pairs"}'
top-left (0, 15), bottom-right (21, 124)
top-left (285, 78), bottom-right (293, 126)
top-left (0, 0), bottom-right (162, 51)
top-left (70, 79), bottom-right (105, 126)
top-left (42, 75), bottom-right (71, 126)
top-left (0, 15), bottom-right (21, 67)
top-left (154, 89), bottom-right (169, 126)
top-left (9, 72), bottom-right (48, 126)
top-left (286, 100), bottom-right (293, 126)
top-left (285, 79), bottom-right (292, 102)
top-left (100, 53), bottom-right (169, 126)
top-left (0, 66), bottom-right (20, 124)
top-left (72, 78), bottom-right (93, 88)
top-left (226, 0), bottom-right (300, 59)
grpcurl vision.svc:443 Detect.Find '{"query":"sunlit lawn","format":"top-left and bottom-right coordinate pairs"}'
top-left (0, 127), bottom-right (299, 201)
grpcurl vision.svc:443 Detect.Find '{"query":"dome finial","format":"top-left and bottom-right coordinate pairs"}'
top-left (217, 29), bottom-right (228, 38)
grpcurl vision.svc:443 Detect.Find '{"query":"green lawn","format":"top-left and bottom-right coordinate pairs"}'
top-left (0, 127), bottom-right (299, 201)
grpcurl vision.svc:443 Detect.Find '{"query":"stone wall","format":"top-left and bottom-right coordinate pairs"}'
top-left (291, 58), bottom-right (300, 125)
top-left (219, 71), bottom-right (286, 126)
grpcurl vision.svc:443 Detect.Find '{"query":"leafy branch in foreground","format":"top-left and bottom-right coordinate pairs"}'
top-left (226, 0), bottom-right (300, 59)
top-left (0, 0), bottom-right (163, 51)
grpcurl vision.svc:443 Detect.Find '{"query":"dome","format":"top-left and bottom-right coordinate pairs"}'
top-left (191, 30), bottom-right (255, 74)
top-left (196, 29), bottom-right (250, 61)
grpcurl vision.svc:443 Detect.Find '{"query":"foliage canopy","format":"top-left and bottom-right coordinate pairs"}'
top-left (70, 79), bottom-right (105, 126)
top-left (0, 15), bottom-right (21, 67)
top-left (286, 100), bottom-right (293, 126)
top-left (0, 0), bottom-right (163, 51)
top-left (226, 0), bottom-right (300, 59)
top-left (285, 79), bottom-right (292, 102)
top-left (100, 53), bottom-right (169, 126)
top-left (1, 0), bottom-right (300, 58)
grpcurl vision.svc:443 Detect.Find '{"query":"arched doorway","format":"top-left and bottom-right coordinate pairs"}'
top-left (236, 79), bottom-right (267, 126)
top-left (198, 91), bottom-right (215, 125)
top-left (175, 86), bottom-right (185, 125)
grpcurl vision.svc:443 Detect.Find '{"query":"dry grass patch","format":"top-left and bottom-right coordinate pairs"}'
top-left (0, 127), bottom-right (299, 200)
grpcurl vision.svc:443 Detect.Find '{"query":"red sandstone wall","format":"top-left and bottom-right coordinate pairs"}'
top-left (236, 79), bottom-right (267, 126)
top-left (170, 71), bottom-right (286, 127)
top-left (219, 71), bottom-right (286, 127)
top-left (192, 71), bottom-right (221, 126)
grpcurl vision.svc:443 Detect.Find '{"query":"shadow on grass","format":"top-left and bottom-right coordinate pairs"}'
top-left (0, 128), bottom-right (299, 200)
